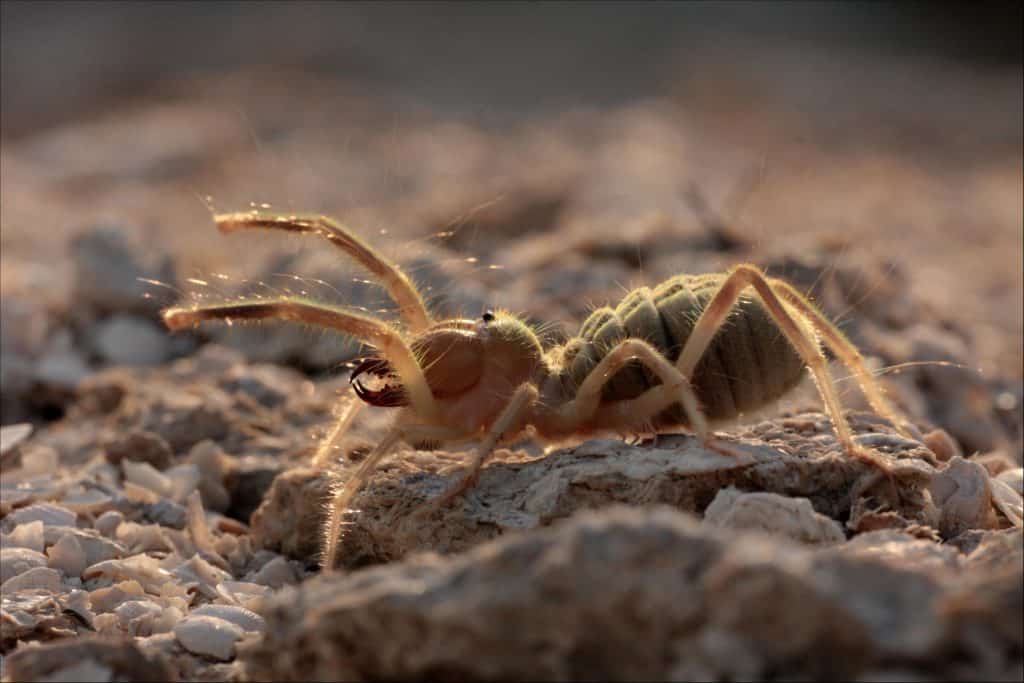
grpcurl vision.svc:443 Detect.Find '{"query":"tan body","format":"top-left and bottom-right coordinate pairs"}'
top-left (548, 275), bottom-right (807, 427)
top-left (164, 212), bottom-right (916, 571)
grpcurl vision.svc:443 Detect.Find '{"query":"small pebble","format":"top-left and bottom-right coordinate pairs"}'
top-left (1, 566), bottom-right (63, 592)
top-left (173, 614), bottom-right (245, 661)
top-left (47, 533), bottom-right (88, 578)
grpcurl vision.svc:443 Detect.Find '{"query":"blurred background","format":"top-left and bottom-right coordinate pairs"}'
top-left (1, 1), bottom-right (1021, 456)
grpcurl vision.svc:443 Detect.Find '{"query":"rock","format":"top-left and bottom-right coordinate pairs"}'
top-left (94, 510), bottom-right (124, 538)
top-left (190, 604), bottom-right (266, 634)
top-left (4, 501), bottom-right (77, 528)
top-left (173, 614), bottom-right (245, 661)
top-left (74, 370), bottom-right (128, 415)
top-left (103, 431), bottom-right (174, 470)
top-left (2, 635), bottom-right (174, 682)
top-left (0, 547), bottom-right (48, 583)
top-left (266, 413), bottom-right (937, 569)
top-left (836, 530), bottom-right (963, 581)
top-left (3, 520), bottom-right (45, 552)
top-left (185, 440), bottom-right (230, 513)
top-left (1, 565), bottom-right (63, 592)
top-left (243, 505), bottom-right (1022, 682)
top-left (224, 454), bottom-right (285, 524)
top-left (219, 363), bottom-right (306, 409)
top-left (703, 487), bottom-right (846, 545)
top-left (41, 528), bottom-right (125, 565)
top-left (34, 330), bottom-right (91, 391)
top-left (92, 314), bottom-right (171, 367)
top-left (46, 533), bottom-right (89, 578)
top-left (69, 227), bottom-right (175, 317)
top-left (930, 457), bottom-right (994, 538)
top-left (249, 466), bottom-right (332, 563)
top-left (28, 329), bottom-right (89, 421)
top-left (0, 422), bottom-right (33, 457)
top-left (142, 500), bottom-right (187, 529)
top-left (140, 389), bottom-right (233, 453)
top-left (122, 460), bottom-right (175, 499)
top-left (246, 555), bottom-right (298, 589)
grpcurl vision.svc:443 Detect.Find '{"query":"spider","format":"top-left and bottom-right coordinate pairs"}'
top-left (163, 212), bottom-right (917, 570)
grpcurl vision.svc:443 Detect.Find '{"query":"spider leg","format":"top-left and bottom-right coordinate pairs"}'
top-left (769, 277), bottom-right (916, 438)
top-left (429, 383), bottom-right (539, 510)
top-left (675, 264), bottom-right (893, 473)
top-left (163, 297), bottom-right (440, 421)
top-left (214, 212), bottom-right (432, 332)
top-left (322, 421), bottom-right (466, 571)
top-left (311, 386), bottom-right (365, 469)
top-left (542, 338), bottom-right (726, 460)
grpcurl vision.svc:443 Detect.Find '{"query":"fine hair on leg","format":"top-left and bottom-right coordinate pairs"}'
top-left (322, 422), bottom-right (466, 571)
top-left (429, 383), bottom-right (539, 509)
top-left (164, 298), bottom-right (440, 421)
top-left (551, 338), bottom-right (710, 441)
top-left (214, 212), bottom-right (432, 332)
top-left (674, 264), bottom-right (892, 471)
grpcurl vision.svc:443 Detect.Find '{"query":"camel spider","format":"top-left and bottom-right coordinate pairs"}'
top-left (163, 212), bottom-right (917, 571)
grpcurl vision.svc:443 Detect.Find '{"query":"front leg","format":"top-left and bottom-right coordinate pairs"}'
top-left (322, 421), bottom-right (466, 571)
top-left (429, 383), bottom-right (539, 510)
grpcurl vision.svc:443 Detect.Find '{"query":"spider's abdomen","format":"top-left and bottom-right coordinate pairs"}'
top-left (558, 274), bottom-right (807, 422)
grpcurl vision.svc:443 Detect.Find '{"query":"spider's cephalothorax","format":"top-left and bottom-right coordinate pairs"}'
top-left (164, 212), bottom-right (916, 571)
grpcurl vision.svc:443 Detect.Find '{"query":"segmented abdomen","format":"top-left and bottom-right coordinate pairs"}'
top-left (557, 273), bottom-right (806, 422)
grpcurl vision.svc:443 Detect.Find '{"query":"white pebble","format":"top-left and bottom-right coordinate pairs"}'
top-left (20, 445), bottom-right (60, 475)
top-left (164, 464), bottom-right (201, 503)
top-left (43, 527), bottom-right (125, 566)
top-left (174, 614), bottom-right (245, 661)
top-left (60, 487), bottom-right (114, 515)
top-left (0, 546), bottom-right (48, 583)
top-left (116, 522), bottom-right (170, 553)
top-left (123, 460), bottom-right (174, 499)
top-left (47, 533), bottom-right (88, 578)
top-left (84, 554), bottom-right (171, 593)
top-left (0, 422), bottom-right (32, 456)
top-left (1, 565), bottom-right (63, 592)
top-left (114, 599), bottom-right (164, 636)
top-left (95, 510), bottom-right (124, 538)
top-left (191, 603), bottom-right (266, 634)
top-left (3, 520), bottom-right (45, 552)
top-left (248, 555), bottom-right (297, 588)
top-left (7, 502), bottom-right (76, 528)
top-left (215, 581), bottom-right (272, 609)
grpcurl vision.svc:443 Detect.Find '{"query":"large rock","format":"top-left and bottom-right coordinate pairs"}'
top-left (242, 506), bottom-right (1023, 682)
top-left (252, 412), bottom-right (942, 569)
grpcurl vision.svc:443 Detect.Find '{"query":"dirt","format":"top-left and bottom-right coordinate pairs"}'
top-left (1, 15), bottom-right (1022, 683)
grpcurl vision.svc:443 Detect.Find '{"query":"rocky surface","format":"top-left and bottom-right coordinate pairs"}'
top-left (244, 506), bottom-right (1023, 682)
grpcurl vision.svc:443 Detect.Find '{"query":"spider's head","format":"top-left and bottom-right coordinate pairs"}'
top-left (352, 310), bottom-right (544, 408)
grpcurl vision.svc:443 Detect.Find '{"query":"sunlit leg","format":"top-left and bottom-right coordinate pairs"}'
top-left (214, 212), bottom-right (432, 331)
top-left (551, 339), bottom-right (709, 441)
top-left (675, 264), bottom-right (891, 472)
top-left (311, 388), bottom-right (365, 469)
top-left (769, 277), bottom-right (915, 437)
top-left (163, 298), bottom-right (440, 421)
top-left (429, 383), bottom-right (539, 509)
top-left (322, 422), bottom-right (465, 571)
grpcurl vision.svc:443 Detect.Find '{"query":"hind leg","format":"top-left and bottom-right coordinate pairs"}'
top-left (675, 264), bottom-right (897, 474)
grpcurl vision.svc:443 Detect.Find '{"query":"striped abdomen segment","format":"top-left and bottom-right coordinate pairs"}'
top-left (557, 274), bottom-right (807, 422)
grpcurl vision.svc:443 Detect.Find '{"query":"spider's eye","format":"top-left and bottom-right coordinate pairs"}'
top-left (482, 310), bottom-right (495, 323)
